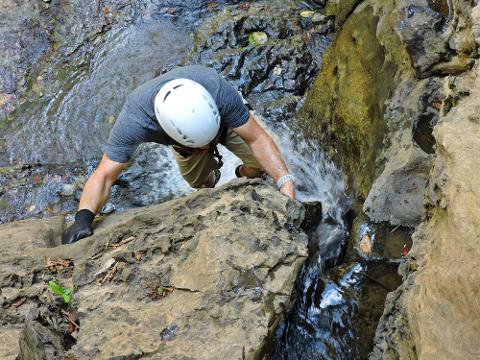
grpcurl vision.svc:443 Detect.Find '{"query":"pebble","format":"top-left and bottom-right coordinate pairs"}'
top-left (62, 184), bottom-right (75, 196)
top-left (100, 203), bottom-right (116, 215)
top-left (249, 31), bottom-right (268, 45)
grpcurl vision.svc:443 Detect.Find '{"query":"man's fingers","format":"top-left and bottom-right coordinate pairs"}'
top-left (61, 223), bottom-right (93, 244)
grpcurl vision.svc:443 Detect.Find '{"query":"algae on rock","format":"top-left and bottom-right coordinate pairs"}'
top-left (299, 2), bottom-right (411, 201)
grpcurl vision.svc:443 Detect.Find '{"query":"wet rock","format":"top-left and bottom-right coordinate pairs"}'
top-left (0, 0), bottom-right (244, 121)
top-left (299, 11), bottom-right (329, 29)
top-left (0, 180), bottom-right (308, 359)
top-left (352, 214), bottom-right (413, 262)
top-left (1, 18), bottom-right (192, 165)
top-left (363, 141), bottom-right (432, 227)
top-left (392, 3), bottom-right (451, 76)
top-left (300, 0), bottom-right (478, 203)
top-left (0, 0), bottom-right (333, 224)
top-left (271, 257), bottom-right (402, 360)
top-left (191, 1), bottom-right (333, 98)
top-left (0, 163), bottom-right (94, 224)
top-left (323, 0), bottom-right (363, 28)
top-left (371, 62), bottom-right (480, 360)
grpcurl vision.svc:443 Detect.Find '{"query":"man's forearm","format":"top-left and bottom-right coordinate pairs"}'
top-left (249, 133), bottom-right (288, 181)
top-left (248, 133), bottom-right (295, 198)
top-left (78, 171), bottom-right (114, 214)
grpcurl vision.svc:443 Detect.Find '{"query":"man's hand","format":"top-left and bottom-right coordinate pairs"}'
top-left (61, 209), bottom-right (95, 244)
top-left (280, 181), bottom-right (296, 199)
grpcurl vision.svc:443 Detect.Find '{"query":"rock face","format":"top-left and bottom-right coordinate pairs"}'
top-left (0, 180), bottom-right (308, 359)
top-left (302, 0), bottom-right (480, 358)
top-left (363, 134), bottom-right (432, 227)
top-left (300, 0), bottom-right (476, 206)
top-left (371, 64), bottom-right (480, 360)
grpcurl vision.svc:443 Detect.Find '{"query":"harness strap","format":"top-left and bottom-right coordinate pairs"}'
top-left (210, 143), bottom-right (223, 168)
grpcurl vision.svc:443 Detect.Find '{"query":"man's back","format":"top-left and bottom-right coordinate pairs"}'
top-left (106, 65), bottom-right (250, 163)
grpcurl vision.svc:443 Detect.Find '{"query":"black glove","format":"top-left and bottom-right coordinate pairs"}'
top-left (61, 209), bottom-right (95, 245)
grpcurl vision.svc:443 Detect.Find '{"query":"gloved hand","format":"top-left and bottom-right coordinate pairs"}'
top-left (61, 209), bottom-right (95, 244)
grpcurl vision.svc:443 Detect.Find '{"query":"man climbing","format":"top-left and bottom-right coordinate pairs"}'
top-left (62, 65), bottom-right (296, 244)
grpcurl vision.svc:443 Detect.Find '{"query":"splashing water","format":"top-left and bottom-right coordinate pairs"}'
top-left (218, 115), bottom-right (348, 216)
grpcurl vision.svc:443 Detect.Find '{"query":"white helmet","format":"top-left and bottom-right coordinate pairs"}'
top-left (154, 78), bottom-right (221, 147)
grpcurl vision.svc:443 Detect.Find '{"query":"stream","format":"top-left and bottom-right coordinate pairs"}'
top-left (0, 1), bottom-right (404, 358)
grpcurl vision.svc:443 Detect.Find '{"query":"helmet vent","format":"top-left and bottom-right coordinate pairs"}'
top-left (173, 84), bottom-right (184, 89)
top-left (163, 90), bottom-right (172, 102)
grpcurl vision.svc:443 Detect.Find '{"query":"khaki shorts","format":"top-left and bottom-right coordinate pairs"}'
top-left (172, 129), bottom-right (262, 188)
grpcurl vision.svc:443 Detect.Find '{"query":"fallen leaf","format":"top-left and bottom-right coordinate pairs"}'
top-left (248, 32), bottom-right (268, 45)
top-left (402, 244), bottom-right (410, 257)
top-left (300, 10), bottom-right (315, 18)
top-left (148, 284), bottom-right (174, 300)
top-left (60, 308), bottom-right (80, 332)
top-left (359, 234), bottom-right (372, 255)
top-left (8, 297), bottom-right (27, 309)
top-left (207, 2), bottom-right (218, 10)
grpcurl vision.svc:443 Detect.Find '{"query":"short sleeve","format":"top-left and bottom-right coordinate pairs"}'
top-left (105, 101), bottom-right (148, 163)
top-left (217, 79), bottom-right (250, 128)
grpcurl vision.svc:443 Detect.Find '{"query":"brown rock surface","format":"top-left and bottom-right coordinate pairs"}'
top-left (0, 180), bottom-right (308, 359)
top-left (371, 63), bottom-right (480, 360)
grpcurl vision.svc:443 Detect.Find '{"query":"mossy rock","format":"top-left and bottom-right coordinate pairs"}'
top-left (323, 0), bottom-right (363, 28)
top-left (299, 2), bottom-right (411, 201)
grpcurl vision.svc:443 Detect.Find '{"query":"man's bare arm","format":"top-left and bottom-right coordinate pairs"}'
top-left (233, 114), bottom-right (295, 199)
top-left (79, 155), bottom-right (127, 213)
top-left (62, 155), bottom-right (126, 244)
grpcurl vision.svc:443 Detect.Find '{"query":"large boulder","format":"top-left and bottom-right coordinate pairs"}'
top-left (300, 0), bottom-right (477, 205)
top-left (0, 180), bottom-right (308, 359)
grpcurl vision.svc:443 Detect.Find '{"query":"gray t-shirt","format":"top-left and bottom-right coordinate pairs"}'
top-left (106, 65), bottom-right (250, 163)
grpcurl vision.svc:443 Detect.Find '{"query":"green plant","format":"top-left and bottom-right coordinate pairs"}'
top-left (48, 281), bottom-right (73, 304)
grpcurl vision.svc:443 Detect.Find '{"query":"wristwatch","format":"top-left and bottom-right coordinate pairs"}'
top-left (276, 174), bottom-right (295, 189)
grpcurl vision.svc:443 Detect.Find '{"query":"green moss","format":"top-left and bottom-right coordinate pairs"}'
top-left (323, 0), bottom-right (363, 28)
top-left (299, 3), bottom-right (406, 201)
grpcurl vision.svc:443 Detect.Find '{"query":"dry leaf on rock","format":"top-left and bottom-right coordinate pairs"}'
top-left (359, 234), bottom-right (373, 255)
